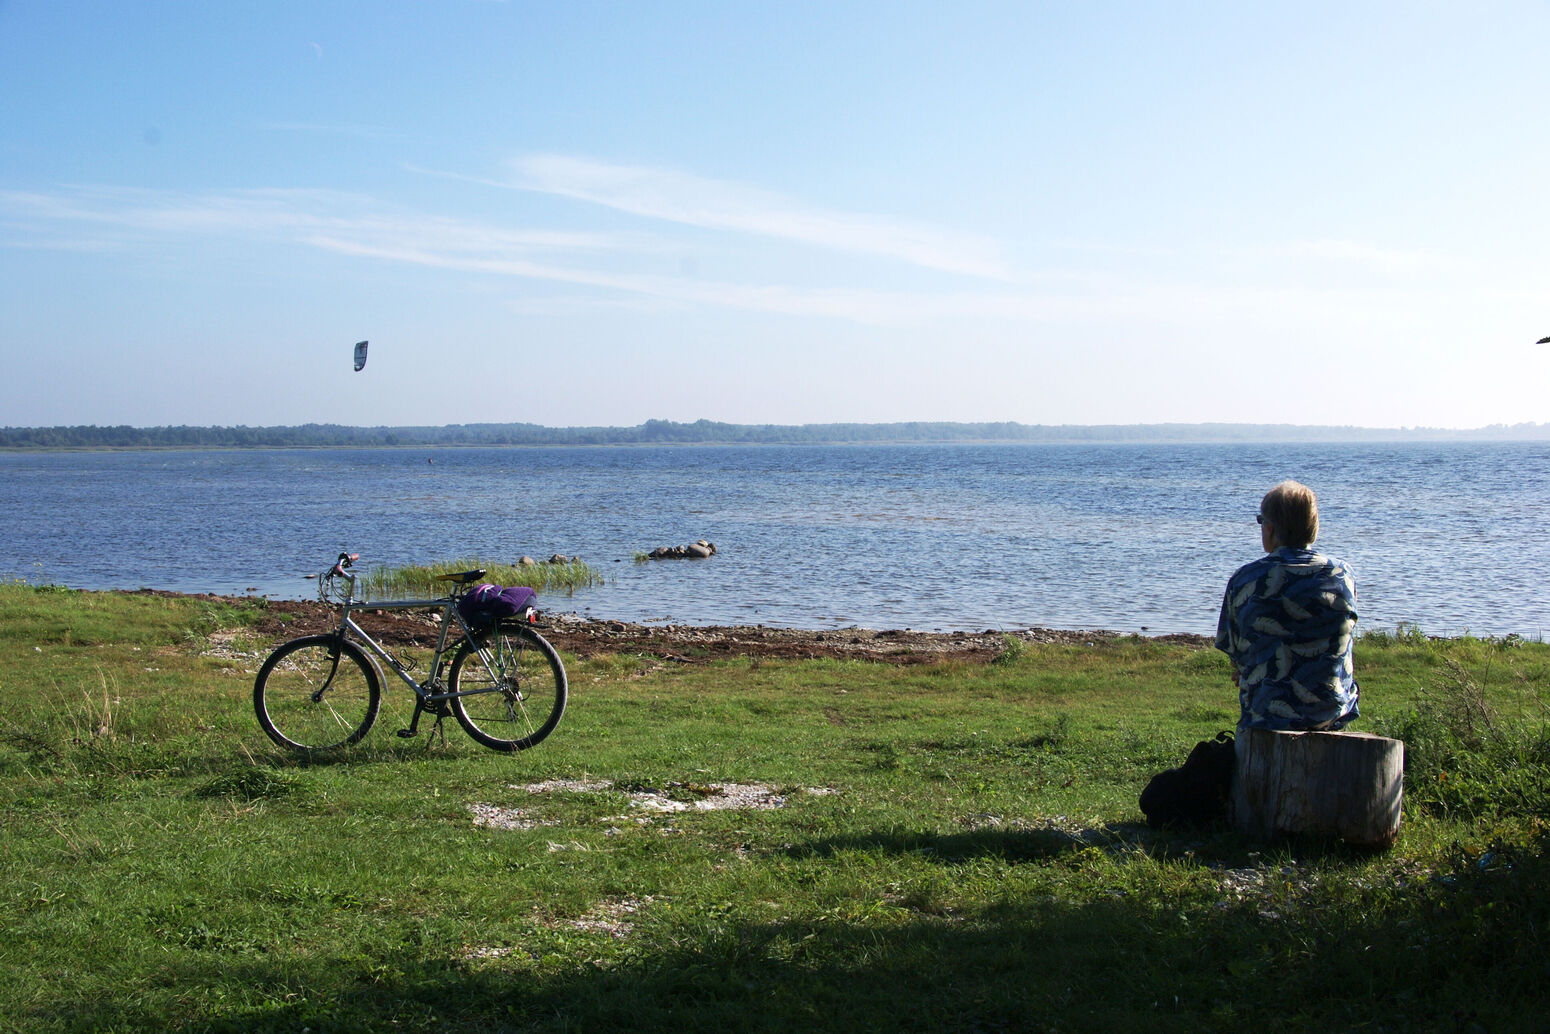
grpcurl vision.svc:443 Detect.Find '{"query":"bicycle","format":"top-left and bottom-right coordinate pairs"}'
top-left (253, 553), bottom-right (566, 754)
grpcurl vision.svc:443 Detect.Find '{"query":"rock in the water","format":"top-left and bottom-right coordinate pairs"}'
top-left (646, 540), bottom-right (718, 560)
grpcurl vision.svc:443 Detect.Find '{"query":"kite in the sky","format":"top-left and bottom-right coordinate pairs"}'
top-left (353, 340), bottom-right (368, 371)
top-left (1538, 336), bottom-right (1550, 344)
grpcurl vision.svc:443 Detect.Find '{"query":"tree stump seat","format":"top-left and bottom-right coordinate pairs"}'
top-left (1229, 728), bottom-right (1405, 848)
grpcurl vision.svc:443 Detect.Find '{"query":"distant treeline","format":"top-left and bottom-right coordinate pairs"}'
top-left (3, 419), bottom-right (1547, 449)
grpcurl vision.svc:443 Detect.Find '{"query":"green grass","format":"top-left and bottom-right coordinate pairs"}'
top-left (354, 557), bottom-right (605, 599)
top-left (1, 583), bottom-right (1546, 1032)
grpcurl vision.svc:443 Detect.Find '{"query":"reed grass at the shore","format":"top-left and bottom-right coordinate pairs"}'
top-left (354, 557), bottom-right (604, 599)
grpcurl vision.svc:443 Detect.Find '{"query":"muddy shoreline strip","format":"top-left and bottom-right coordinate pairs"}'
top-left (145, 590), bottom-right (1212, 665)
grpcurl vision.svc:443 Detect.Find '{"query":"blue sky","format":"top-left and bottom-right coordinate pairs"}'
top-left (3, 1), bottom-right (1548, 429)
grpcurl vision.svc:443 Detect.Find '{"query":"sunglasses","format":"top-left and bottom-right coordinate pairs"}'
top-left (1255, 513), bottom-right (1265, 525)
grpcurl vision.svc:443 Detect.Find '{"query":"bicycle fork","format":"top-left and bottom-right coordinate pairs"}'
top-left (310, 634), bottom-right (348, 704)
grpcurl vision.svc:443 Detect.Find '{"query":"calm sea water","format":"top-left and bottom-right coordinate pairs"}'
top-left (2, 442), bottom-right (1546, 636)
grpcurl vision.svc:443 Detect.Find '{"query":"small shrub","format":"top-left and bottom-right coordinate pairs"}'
top-left (1376, 653), bottom-right (1550, 821)
top-left (1360, 623), bottom-right (1431, 647)
top-left (991, 634), bottom-right (1024, 667)
top-left (68, 676), bottom-right (120, 743)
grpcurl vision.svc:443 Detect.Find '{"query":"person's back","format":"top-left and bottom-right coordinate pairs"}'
top-left (1215, 481), bottom-right (1359, 732)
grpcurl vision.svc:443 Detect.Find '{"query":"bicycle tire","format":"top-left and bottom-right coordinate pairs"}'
top-left (254, 635), bottom-right (381, 753)
top-left (447, 624), bottom-right (567, 751)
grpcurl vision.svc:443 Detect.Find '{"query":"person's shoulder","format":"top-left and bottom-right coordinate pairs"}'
top-left (1321, 553), bottom-right (1356, 587)
top-left (1287, 550), bottom-right (1356, 595)
top-left (1306, 550), bottom-right (1353, 577)
top-left (1226, 553), bottom-right (1273, 587)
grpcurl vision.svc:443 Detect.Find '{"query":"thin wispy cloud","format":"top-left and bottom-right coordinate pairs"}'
top-left (504, 154), bottom-right (1016, 282)
top-left (0, 186), bottom-right (631, 255)
top-left (0, 184), bottom-right (1493, 330)
top-left (3, 186), bottom-right (365, 238)
top-left (4, 185), bottom-right (1013, 323)
top-left (306, 233), bottom-right (958, 323)
top-left (309, 230), bottom-right (1452, 330)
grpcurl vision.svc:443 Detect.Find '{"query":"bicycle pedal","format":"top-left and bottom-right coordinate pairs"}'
top-left (396, 728), bottom-right (417, 738)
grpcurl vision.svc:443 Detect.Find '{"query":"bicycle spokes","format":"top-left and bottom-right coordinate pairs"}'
top-left (306, 643), bottom-right (347, 703)
top-left (254, 636), bottom-right (380, 753)
top-left (447, 626), bottom-right (566, 751)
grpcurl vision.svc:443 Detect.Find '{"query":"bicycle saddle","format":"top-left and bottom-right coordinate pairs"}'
top-left (435, 569), bottom-right (487, 585)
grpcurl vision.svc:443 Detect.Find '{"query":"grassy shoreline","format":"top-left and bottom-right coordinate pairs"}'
top-left (2, 584), bottom-right (1545, 1032)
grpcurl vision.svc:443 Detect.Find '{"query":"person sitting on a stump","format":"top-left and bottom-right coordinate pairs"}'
top-left (1216, 480), bottom-right (1359, 735)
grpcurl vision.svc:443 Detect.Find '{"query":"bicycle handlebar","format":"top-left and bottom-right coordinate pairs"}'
top-left (317, 552), bottom-right (360, 603)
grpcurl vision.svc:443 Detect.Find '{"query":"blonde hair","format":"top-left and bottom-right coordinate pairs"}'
top-left (1260, 480), bottom-right (1318, 548)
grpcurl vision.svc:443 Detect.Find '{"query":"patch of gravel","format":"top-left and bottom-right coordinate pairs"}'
top-left (519, 778), bottom-right (611, 794)
top-left (201, 628), bottom-right (268, 665)
top-left (463, 897), bottom-right (660, 951)
top-left (466, 803), bottom-right (560, 831)
top-left (468, 781), bottom-right (830, 839)
top-left (561, 895), bottom-right (656, 939)
top-left (625, 782), bottom-right (793, 813)
top-left (1208, 864), bottom-right (1321, 919)
top-left (512, 778), bottom-right (832, 816)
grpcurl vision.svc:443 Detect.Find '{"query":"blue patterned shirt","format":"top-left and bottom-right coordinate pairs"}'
top-left (1215, 547), bottom-right (1359, 731)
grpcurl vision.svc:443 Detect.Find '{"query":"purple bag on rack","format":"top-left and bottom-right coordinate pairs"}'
top-left (457, 584), bottom-right (537, 627)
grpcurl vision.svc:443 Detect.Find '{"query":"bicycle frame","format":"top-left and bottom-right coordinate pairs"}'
top-left (321, 566), bottom-right (505, 705)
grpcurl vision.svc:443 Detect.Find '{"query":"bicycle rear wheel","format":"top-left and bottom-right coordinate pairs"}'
top-left (447, 625), bottom-right (566, 751)
top-left (254, 635), bottom-right (381, 753)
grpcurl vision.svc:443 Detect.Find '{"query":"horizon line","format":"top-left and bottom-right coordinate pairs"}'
top-left (3, 418), bottom-right (1545, 435)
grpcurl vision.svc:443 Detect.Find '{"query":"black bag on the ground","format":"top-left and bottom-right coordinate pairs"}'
top-left (1139, 732), bottom-right (1235, 828)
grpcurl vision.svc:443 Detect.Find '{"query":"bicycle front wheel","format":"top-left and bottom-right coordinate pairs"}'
top-left (447, 625), bottom-right (567, 751)
top-left (254, 635), bottom-right (381, 753)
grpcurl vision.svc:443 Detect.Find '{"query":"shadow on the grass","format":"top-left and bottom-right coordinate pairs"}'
top-left (28, 837), bottom-right (1547, 1034)
top-left (784, 821), bottom-right (1385, 870)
